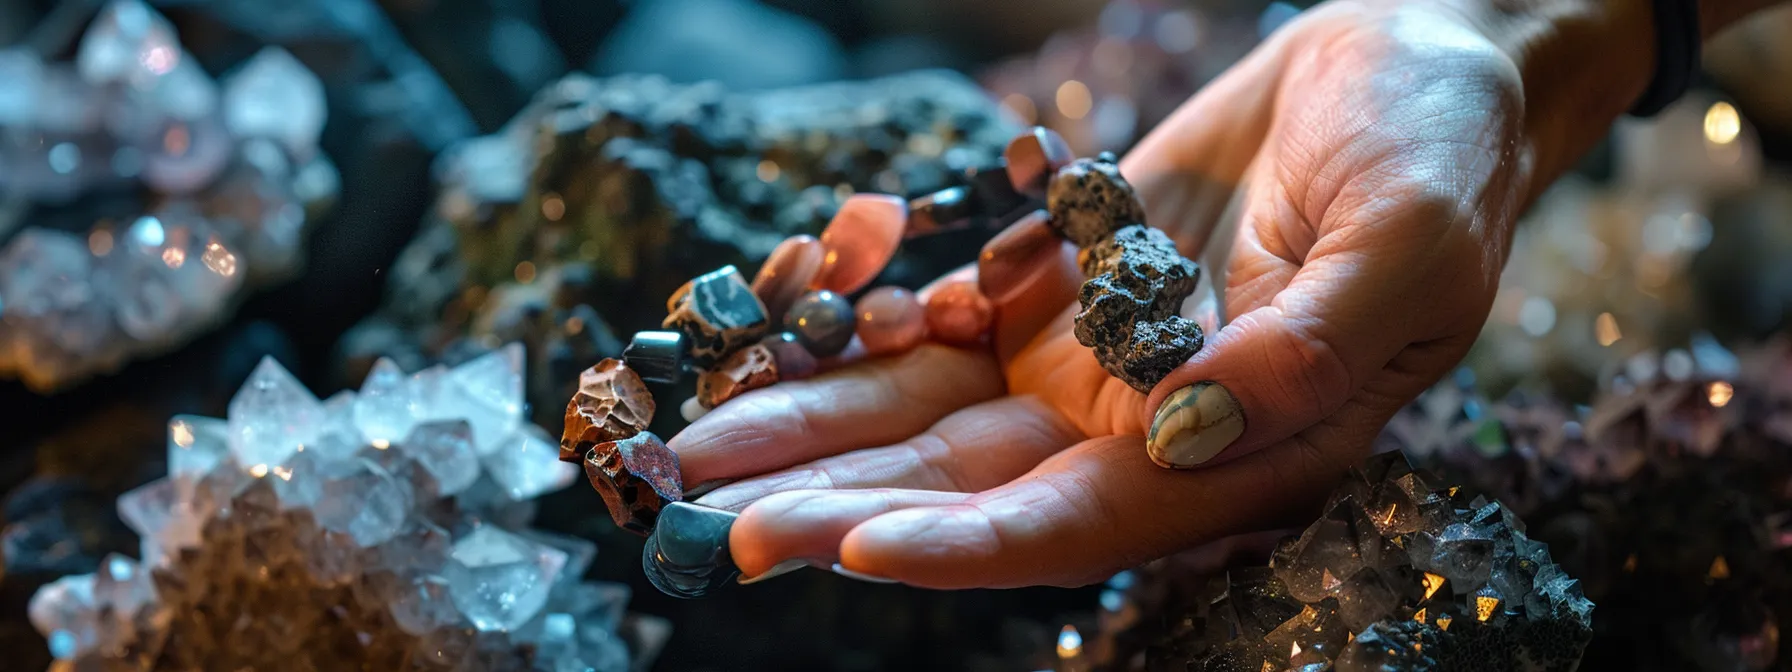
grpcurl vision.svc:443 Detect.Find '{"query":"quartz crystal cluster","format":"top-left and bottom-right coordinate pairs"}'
top-left (26, 346), bottom-right (666, 670)
top-left (0, 0), bottom-right (338, 391)
top-left (340, 71), bottom-right (1018, 419)
top-left (1074, 452), bottom-right (1594, 671)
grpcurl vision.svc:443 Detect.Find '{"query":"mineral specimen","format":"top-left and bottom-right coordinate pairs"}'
top-left (583, 432), bottom-right (684, 536)
top-left (341, 70), bottom-right (1017, 423)
top-left (812, 194), bottom-right (908, 294)
top-left (925, 281), bottom-right (995, 346)
top-left (1047, 154), bottom-right (1147, 248)
top-left (663, 265), bottom-right (771, 369)
top-left (784, 290), bottom-right (856, 357)
top-left (1074, 452), bottom-right (1594, 671)
top-left (620, 330), bottom-right (686, 384)
top-left (642, 502), bottom-right (742, 599)
top-left (0, 1), bottom-right (336, 392)
top-left (561, 359), bottom-right (656, 463)
top-left (697, 343), bottom-right (781, 408)
top-left (1073, 225), bottom-right (1202, 392)
top-left (23, 348), bottom-right (664, 671)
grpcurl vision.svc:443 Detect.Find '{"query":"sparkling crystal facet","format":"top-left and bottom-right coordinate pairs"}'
top-left (443, 526), bottom-right (569, 632)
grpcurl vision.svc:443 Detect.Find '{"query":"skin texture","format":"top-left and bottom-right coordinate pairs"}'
top-left (665, 0), bottom-right (1782, 588)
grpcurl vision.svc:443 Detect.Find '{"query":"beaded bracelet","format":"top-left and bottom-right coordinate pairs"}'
top-left (557, 126), bottom-right (1207, 597)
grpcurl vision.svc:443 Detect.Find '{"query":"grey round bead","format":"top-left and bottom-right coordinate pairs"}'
top-left (783, 290), bottom-right (856, 357)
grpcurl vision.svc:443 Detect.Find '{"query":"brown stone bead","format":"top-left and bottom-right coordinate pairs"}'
top-left (696, 343), bottom-right (779, 408)
top-left (1005, 126), bottom-right (1074, 195)
top-left (559, 359), bottom-right (655, 464)
top-left (584, 431), bottom-right (684, 536)
top-left (663, 265), bottom-right (771, 368)
top-left (925, 281), bottom-right (994, 346)
top-left (751, 235), bottom-right (826, 322)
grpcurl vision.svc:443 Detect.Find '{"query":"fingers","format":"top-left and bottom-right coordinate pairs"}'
top-left (696, 395), bottom-right (1082, 511)
top-left (729, 488), bottom-right (971, 578)
top-left (669, 344), bottom-right (1003, 484)
top-left (832, 432), bottom-right (1357, 589)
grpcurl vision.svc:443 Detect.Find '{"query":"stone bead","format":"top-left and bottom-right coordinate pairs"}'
top-left (1005, 126), bottom-right (1075, 195)
top-left (663, 265), bottom-right (770, 368)
top-left (968, 163), bottom-right (1029, 221)
top-left (904, 186), bottom-right (973, 238)
top-left (760, 332), bottom-right (818, 381)
top-left (559, 359), bottom-right (654, 464)
top-left (1104, 316), bottom-right (1204, 393)
top-left (855, 287), bottom-right (926, 356)
top-left (584, 431), bottom-right (683, 536)
top-left (642, 502), bottom-right (740, 599)
top-left (1079, 225), bottom-right (1198, 310)
top-left (1047, 154), bottom-right (1147, 247)
top-left (1073, 224), bottom-right (1204, 392)
top-left (925, 282), bottom-right (993, 346)
top-left (696, 344), bottom-right (779, 409)
top-left (812, 194), bottom-right (906, 294)
top-left (783, 290), bottom-right (856, 357)
top-left (978, 210), bottom-right (1061, 304)
top-left (750, 235), bottom-right (825, 322)
top-left (621, 331), bottom-right (687, 384)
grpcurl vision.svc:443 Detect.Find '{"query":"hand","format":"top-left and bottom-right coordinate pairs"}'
top-left (668, 0), bottom-right (1653, 588)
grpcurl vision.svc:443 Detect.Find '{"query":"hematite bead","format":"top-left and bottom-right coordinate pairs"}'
top-left (663, 265), bottom-right (770, 368)
top-left (784, 290), bottom-right (856, 357)
top-left (904, 186), bottom-right (975, 238)
top-left (643, 502), bottom-right (741, 599)
top-left (967, 162), bottom-right (1031, 222)
top-left (584, 431), bottom-right (683, 536)
top-left (622, 331), bottom-right (687, 384)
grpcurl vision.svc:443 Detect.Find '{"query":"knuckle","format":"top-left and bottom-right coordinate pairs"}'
top-left (1264, 313), bottom-right (1355, 418)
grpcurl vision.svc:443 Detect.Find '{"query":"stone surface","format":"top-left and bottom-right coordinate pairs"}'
top-left (925, 281), bottom-right (994, 346)
top-left (1005, 126), bottom-right (1075, 195)
top-left (784, 290), bottom-right (857, 358)
top-left (905, 185), bottom-right (975, 238)
top-left (1047, 154), bottom-right (1147, 247)
top-left (1079, 452), bottom-right (1594, 671)
top-left (664, 265), bottom-right (771, 368)
top-left (1074, 225), bottom-right (1202, 392)
top-left (561, 359), bottom-right (655, 463)
top-left (26, 342), bottom-right (631, 670)
top-left (643, 502), bottom-right (741, 599)
top-left (977, 210), bottom-right (1061, 304)
top-left (622, 330), bottom-right (687, 384)
top-left (760, 332), bottom-right (818, 381)
top-left (812, 194), bottom-right (907, 294)
top-left (697, 343), bottom-right (780, 408)
top-left (584, 431), bottom-right (684, 536)
top-left (855, 286), bottom-right (927, 356)
top-left (752, 234), bottom-right (826, 322)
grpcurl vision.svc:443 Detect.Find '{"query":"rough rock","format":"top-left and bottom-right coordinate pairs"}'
top-left (584, 431), bottom-right (684, 536)
top-left (1046, 153), bottom-right (1147, 247)
top-left (696, 343), bottom-right (779, 409)
top-left (560, 359), bottom-right (655, 463)
top-left (663, 265), bottom-right (770, 368)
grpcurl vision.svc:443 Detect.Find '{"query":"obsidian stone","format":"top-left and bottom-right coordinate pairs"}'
top-left (643, 502), bottom-right (741, 599)
top-left (663, 265), bottom-right (770, 368)
top-left (966, 162), bottom-right (1032, 223)
top-left (1047, 154), bottom-right (1147, 247)
top-left (783, 290), bottom-right (856, 357)
top-left (622, 330), bottom-right (687, 383)
top-left (905, 186), bottom-right (975, 238)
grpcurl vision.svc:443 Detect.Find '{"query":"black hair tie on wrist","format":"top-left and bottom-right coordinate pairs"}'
top-left (1630, 0), bottom-right (1701, 117)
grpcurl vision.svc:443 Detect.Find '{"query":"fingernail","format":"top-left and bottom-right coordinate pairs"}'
top-left (1147, 381), bottom-right (1246, 468)
top-left (831, 563), bottom-right (899, 584)
top-left (977, 211), bottom-right (1060, 304)
top-left (737, 558), bottom-right (812, 585)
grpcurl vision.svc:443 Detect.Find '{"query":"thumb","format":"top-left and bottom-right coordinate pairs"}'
top-left (1140, 201), bottom-right (1490, 469)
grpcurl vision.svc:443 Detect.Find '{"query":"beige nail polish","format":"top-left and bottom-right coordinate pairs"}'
top-left (737, 559), bottom-right (811, 585)
top-left (1147, 382), bottom-right (1245, 468)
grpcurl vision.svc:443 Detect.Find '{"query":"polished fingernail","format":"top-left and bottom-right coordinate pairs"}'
top-left (737, 558), bottom-right (813, 585)
top-left (831, 563), bottom-right (899, 584)
top-left (1147, 381), bottom-right (1246, 469)
top-left (977, 210), bottom-right (1061, 304)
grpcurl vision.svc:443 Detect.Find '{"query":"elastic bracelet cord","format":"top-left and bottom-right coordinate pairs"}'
top-left (1629, 0), bottom-right (1701, 117)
